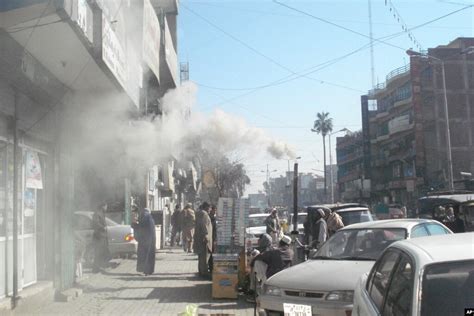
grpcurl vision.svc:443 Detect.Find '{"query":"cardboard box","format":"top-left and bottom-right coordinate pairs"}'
top-left (212, 273), bottom-right (238, 299)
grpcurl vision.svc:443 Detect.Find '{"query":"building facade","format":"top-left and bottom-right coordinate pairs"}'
top-left (362, 37), bottom-right (474, 208)
top-left (0, 0), bottom-right (179, 302)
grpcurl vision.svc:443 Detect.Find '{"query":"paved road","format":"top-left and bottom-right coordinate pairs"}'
top-left (13, 249), bottom-right (256, 316)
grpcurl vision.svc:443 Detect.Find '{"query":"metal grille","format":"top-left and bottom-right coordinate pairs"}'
top-left (285, 290), bottom-right (324, 298)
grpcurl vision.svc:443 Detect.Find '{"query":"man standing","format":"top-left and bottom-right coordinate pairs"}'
top-left (170, 204), bottom-right (182, 247)
top-left (194, 202), bottom-right (213, 278)
top-left (182, 203), bottom-right (195, 253)
top-left (208, 205), bottom-right (218, 273)
top-left (324, 208), bottom-right (344, 237)
top-left (92, 202), bottom-right (109, 273)
top-left (265, 208), bottom-right (280, 244)
top-left (131, 208), bottom-right (156, 276)
top-left (310, 209), bottom-right (328, 249)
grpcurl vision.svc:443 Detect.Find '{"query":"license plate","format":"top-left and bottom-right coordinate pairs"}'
top-left (283, 303), bottom-right (312, 316)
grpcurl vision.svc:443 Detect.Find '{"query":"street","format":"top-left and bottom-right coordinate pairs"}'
top-left (12, 249), bottom-right (255, 316)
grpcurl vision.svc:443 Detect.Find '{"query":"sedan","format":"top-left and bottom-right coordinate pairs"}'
top-left (74, 211), bottom-right (137, 261)
top-left (353, 232), bottom-right (474, 316)
top-left (259, 219), bottom-right (452, 316)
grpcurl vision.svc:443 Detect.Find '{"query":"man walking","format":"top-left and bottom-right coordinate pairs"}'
top-left (194, 202), bottom-right (213, 278)
top-left (92, 202), bottom-right (109, 273)
top-left (182, 203), bottom-right (195, 253)
top-left (170, 204), bottom-right (182, 247)
top-left (131, 207), bottom-right (156, 276)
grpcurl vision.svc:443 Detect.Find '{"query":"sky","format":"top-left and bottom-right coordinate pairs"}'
top-left (177, 0), bottom-right (474, 194)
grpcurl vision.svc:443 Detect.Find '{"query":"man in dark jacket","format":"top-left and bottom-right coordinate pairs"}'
top-left (170, 204), bottom-right (182, 246)
top-left (208, 205), bottom-right (218, 273)
top-left (92, 202), bottom-right (109, 273)
top-left (194, 202), bottom-right (213, 278)
top-left (251, 235), bottom-right (293, 279)
top-left (132, 208), bottom-right (156, 276)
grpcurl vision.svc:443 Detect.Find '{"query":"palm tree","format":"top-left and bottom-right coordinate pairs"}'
top-left (311, 112), bottom-right (333, 202)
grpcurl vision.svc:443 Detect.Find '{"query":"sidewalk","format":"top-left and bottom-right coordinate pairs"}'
top-left (11, 249), bottom-right (256, 316)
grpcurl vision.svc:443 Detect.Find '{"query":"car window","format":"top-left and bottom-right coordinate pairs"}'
top-left (74, 214), bottom-right (92, 230)
top-left (368, 250), bottom-right (400, 312)
top-left (425, 223), bottom-right (450, 235)
top-left (421, 259), bottom-right (474, 316)
top-left (383, 255), bottom-right (414, 316)
top-left (411, 224), bottom-right (429, 238)
top-left (314, 228), bottom-right (405, 260)
top-left (248, 216), bottom-right (266, 227)
top-left (338, 210), bottom-right (373, 226)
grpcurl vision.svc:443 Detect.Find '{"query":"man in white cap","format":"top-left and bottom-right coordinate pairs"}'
top-left (250, 235), bottom-right (293, 279)
top-left (310, 208), bottom-right (328, 249)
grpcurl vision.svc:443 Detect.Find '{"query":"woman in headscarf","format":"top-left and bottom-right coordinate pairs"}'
top-left (131, 207), bottom-right (156, 275)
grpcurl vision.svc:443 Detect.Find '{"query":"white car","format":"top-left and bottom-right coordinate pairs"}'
top-left (353, 232), bottom-right (474, 316)
top-left (246, 213), bottom-right (270, 248)
top-left (259, 219), bottom-right (452, 316)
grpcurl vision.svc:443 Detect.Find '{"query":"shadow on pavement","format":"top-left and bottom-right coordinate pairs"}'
top-left (103, 284), bottom-right (211, 302)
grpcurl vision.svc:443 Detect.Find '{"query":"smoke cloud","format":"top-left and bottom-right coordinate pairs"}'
top-left (68, 82), bottom-right (294, 205)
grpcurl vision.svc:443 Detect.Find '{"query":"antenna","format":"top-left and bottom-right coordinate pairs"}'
top-left (368, 0), bottom-right (375, 89)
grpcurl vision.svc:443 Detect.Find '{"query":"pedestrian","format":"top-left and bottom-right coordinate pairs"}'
top-left (182, 203), bottom-right (196, 253)
top-left (208, 205), bottom-right (217, 273)
top-left (265, 208), bottom-right (280, 244)
top-left (250, 235), bottom-right (293, 280)
top-left (247, 232), bottom-right (274, 301)
top-left (324, 208), bottom-right (344, 237)
top-left (131, 207), bottom-right (156, 276)
top-left (444, 207), bottom-right (466, 233)
top-left (194, 202), bottom-right (213, 278)
top-left (310, 209), bottom-right (328, 249)
top-left (170, 204), bottom-right (182, 247)
top-left (92, 202), bottom-right (109, 273)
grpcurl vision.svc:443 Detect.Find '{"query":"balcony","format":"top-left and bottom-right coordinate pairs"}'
top-left (368, 64), bottom-right (410, 97)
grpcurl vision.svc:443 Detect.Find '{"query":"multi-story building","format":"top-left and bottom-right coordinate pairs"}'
top-left (362, 37), bottom-right (474, 208)
top-left (0, 0), bottom-right (179, 303)
top-left (336, 131), bottom-right (371, 203)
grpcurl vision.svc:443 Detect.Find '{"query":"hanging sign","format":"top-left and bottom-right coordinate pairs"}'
top-left (25, 151), bottom-right (43, 189)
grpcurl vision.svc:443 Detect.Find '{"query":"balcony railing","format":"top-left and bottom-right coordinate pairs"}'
top-left (368, 64), bottom-right (410, 96)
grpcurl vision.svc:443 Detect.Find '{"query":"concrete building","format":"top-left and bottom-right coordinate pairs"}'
top-left (336, 131), bottom-right (371, 203)
top-left (0, 0), bottom-right (179, 303)
top-left (362, 37), bottom-right (474, 208)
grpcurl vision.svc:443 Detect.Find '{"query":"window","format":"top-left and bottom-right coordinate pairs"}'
top-left (426, 223), bottom-right (450, 235)
top-left (383, 255), bottom-right (414, 316)
top-left (368, 250), bottom-right (400, 311)
top-left (411, 225), bottom-right (429, 238)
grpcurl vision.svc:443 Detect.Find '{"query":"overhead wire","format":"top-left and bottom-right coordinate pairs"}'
top-left (197, 3), bottom-right (474, 107)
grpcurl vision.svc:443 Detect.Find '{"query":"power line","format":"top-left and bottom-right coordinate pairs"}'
top-left (197, 4), bottom-right (473, 107)
top-left (272, 0), bottom-right (407, 51)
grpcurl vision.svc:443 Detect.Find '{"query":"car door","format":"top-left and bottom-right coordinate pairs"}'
top-left (354, 249), bottom-right (401, 316)
top-left (73, 213), bottom-right (94, 247)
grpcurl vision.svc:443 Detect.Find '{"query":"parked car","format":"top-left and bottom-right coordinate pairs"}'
top-left (287, 212), bottom-right (307, 234)
top-left (259, 219), bottom-right (452, 316)
top-left (353, 232), bottom-right (474, 316)
top-left (74, 211), bottom-right (137, 261)
top-left (336, 206), bottom-right (374, 226)
top-left (246, 213), bottom-right (270, 248)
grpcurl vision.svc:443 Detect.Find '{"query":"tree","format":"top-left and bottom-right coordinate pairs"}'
top-left (312, 112), bottom-right (333, 202)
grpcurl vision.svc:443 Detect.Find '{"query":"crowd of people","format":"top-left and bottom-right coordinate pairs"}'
top-left (169, 202), bottom-right (217, 278)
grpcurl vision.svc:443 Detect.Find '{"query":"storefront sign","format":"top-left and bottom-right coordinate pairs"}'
top-left (25, 151), bottom-right (43, 189)
top-left (102, 14), bottom-right (127, 88)
top-left (143, 0), bottom-right (161, 81)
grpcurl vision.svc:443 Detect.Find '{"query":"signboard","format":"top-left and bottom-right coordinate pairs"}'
top-left (143, 0), bottom-right (161, 81)
top-left (102, 14), bottom-right (127, 87)
top-left (388, 114), bottom-right (411, 134)
top-left (283, 303), bottom-right (312, 316)
top-left (25, 151), bottom-right (43, 189)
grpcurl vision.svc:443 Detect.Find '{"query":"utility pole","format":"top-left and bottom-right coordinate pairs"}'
top-left (12, 91), bottom-right (19, 308)
top-left (292, 163), bottom-right (298, 232)
top-left (368, 0), bottom-right (376, 88)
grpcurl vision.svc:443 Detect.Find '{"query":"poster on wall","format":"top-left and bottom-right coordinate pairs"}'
top-left (24, 188), bottom-right (36, 217)
top-left (25, 151), bottom-right (43, 189)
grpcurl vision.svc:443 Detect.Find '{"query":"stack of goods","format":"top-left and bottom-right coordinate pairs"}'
top-left (211, 254), bottom-right (239, 299)
top-left (234, 198), bottom-right (250, 247)
top-left (216, 198), bottom-right (234, 249)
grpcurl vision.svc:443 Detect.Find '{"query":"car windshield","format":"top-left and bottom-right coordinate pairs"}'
top-left (421, 260), bottom-right (474, 316)
top-left (338, 210), bottom-right (373, 226)
top-left (289, 214), bottom-right (307, 225)
top-left (312, 228), bottom-right (406, 260)
top-left (248, 216), bottom-right (267, 227)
